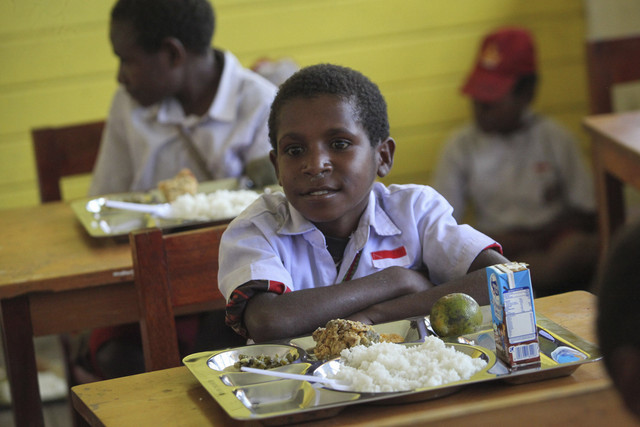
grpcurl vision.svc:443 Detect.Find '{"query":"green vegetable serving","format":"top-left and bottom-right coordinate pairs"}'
top-left (233, 352), bottom-right (297, 370)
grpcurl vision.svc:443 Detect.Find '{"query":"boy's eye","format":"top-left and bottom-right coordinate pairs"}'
top-left (283, 145), bottom-right (304, 157)
top-left (331, 139), bottom-right (351, 150)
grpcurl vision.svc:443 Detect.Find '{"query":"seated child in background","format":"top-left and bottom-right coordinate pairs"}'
top-left (89, 0), bottom-right (277, 197)
top-left (87, 0), bottom-right (259, 380)
top-left (218, 64), bottom-right (509, 343)
top-left (433, 27), bottom-right (598, 297)
top-left (596, 222), bottom-right (640, 420)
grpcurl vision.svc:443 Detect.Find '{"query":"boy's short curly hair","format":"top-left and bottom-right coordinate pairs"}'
top-left (111, 0), bottom-right (215, 54)
top-left (268, 64), bottom-right (390, 150)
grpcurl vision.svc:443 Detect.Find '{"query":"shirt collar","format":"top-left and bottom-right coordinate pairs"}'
top-left (277, 183), bottom-right (402, 248)
top-left (278, 202), bottom-right (316, 236)
top-left (208, 50), bottom-right (240, 122)
top-left (350, 186), bottom-right (402, 249)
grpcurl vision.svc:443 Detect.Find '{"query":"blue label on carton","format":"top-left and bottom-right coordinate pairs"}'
top-left (486, 262), bottom-right (540, 368)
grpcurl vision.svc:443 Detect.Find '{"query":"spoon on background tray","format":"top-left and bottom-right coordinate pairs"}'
top-left (101, 199), bottom-right (173, 218)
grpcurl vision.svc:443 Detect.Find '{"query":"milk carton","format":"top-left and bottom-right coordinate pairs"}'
top-left (486, 262), bottom-right (540, 369)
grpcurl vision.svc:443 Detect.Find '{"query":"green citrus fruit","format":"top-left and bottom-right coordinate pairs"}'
top-left (430, 293), bottom-right (482, 337)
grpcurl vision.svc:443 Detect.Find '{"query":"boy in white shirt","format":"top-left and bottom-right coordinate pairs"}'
top-left (219, 64), bottom-right (508, 342)
top-left (89, 0), bottom-right (264, 379)
top-left (89, 0), bottom-right (277, 196)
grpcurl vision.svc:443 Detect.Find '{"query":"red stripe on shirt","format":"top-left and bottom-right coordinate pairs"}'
top-left (371, 246), bottom-right (407, 260)
top-left (268, 280), bottom-right (291, 294)
top-left (484, 243), bottom-right (503, 254)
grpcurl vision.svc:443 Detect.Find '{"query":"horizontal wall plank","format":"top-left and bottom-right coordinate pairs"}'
top-left (0, 80), bottom-right (115, 134)
top-left (0, 1), bottom-right (111, 36)
top-left (0, 32), bottom-right (114, 88)
top-left (215, 0), bottom-right (583, 55)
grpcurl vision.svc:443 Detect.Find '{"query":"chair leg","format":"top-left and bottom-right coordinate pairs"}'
top-left (60, 333), bottom-right (102, 426)
top-left (59, 334), bottom-right (77, 386)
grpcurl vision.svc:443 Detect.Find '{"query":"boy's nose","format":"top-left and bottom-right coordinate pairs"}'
top-left (302, 149), bottom-right (332, 178)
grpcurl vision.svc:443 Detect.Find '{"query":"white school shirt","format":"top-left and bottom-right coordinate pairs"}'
top-left (218, 182), bottom-right (498, 301)
top-left (433, 111), bottom-right (596, 233)
top-left (89, 50), bottom-right (277, 196)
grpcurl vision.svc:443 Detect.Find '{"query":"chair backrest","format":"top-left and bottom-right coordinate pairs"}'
top-left (585, 35), bottom-right (640, 114)
top-left (130, 225), bottom-right (227, 372)
top-left (31, 120), bottom-right (105, 202)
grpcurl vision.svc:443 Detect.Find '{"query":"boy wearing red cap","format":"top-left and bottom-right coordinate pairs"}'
top-left (434, 27), bottom-right (598, 296)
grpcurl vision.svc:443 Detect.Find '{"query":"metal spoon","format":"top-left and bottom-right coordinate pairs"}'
top-left (102, 199), bottom-right (173, 218)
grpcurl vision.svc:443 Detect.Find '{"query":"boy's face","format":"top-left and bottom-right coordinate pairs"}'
top-left (471, 91), bottom-right (529, 135)
top-left (110, 20), bottom-right (180, 107)
top-left (270, 95), bottom-right (394, 239)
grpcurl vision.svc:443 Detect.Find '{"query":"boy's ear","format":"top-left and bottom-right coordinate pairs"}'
top-left (376, 137), bottom-right (395, 178)
top-left (161, 37), bottom-right (187, 67)
top-left (269, 150), bottom-right (282, 184)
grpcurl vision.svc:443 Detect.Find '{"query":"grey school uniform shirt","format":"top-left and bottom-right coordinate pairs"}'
top-left (433, 110), bottom-right (596, 233)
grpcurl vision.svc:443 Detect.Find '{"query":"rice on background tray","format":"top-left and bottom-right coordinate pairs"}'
top-left (328, 336), bottom-right (487, 393)
top-left (170, 189), bottom-right (260, 220)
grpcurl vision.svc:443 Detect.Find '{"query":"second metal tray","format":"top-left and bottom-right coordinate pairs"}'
top-left (70, 179), bottom-right (281, 238)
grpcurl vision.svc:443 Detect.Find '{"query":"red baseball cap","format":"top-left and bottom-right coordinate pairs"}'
top-left (461, 27), bottom-right (537, 102)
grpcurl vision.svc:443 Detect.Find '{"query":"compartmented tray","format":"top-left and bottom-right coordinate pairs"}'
top-left (183, 311), bottom-right (600, 425)
top-left (71, 179), bottom-right (279, 238)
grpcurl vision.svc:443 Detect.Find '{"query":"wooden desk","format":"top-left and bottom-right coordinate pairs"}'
top-left (1, 201), bottom-right (229, 426)
top-left (584, 110), bottom-right (640, 254)
top-left (70, 291), bottom-right (639, 426)
top-left (0, 202), bottom-right (136, 426)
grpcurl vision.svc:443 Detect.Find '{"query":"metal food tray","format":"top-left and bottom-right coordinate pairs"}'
top-left (183, 310), bottom-right (600, 425)
top-left (70, 179), bottom-right (278, 238)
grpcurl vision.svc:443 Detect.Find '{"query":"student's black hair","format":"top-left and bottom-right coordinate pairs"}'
top-left (268, 63), bottom-right (390, 151)
top-left (597, 222), bottom-right (640, 374)
top-left (111, 0), bottom-right (215, 54)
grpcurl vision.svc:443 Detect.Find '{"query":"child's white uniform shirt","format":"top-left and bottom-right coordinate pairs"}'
top-left (89, 50), bottom-right (276, 196)
top-left (218, 182), bottom-right (498, 300)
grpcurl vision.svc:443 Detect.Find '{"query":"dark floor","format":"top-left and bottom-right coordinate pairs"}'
top-left (0, 336), bottom-right (72, 427)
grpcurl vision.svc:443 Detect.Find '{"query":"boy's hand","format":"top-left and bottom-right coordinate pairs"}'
top-left (384, 266), bottom-right (433, 293)
top-left (347, 312), bottom-right (375, 325)
top-left (347, 267), bottom-right (433, 324)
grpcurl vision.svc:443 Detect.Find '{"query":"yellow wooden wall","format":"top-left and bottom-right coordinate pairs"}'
top-left (0, 0), bottom-right (588, 210)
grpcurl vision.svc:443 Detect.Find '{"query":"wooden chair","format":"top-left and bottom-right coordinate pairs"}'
top-left (130, 225), bottom-right (229, 372)
top-left (31, 120), bottom-right (104, 202)
top-left (585, 35), bottom-right (640, 114)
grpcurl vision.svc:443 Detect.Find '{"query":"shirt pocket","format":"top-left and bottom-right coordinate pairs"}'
top-left (370, 246), bottom-right (411, 269)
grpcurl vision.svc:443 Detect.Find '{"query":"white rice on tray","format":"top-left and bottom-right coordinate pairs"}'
top-left (328, 336), bottom-right (486, 393)
top-left (170, 189), bottom-right (260, 220)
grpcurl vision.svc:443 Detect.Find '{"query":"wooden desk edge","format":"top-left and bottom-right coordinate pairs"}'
top-left (72, 390), bottom-right (105, 427)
